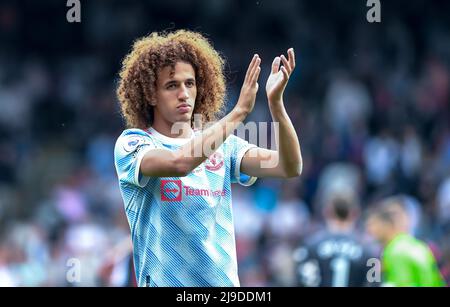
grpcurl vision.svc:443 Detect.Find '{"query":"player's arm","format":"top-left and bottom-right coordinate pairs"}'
top-left (140, 55), bottom-right (262, 177)
top-left (241, 48), bottom-right (302, 178)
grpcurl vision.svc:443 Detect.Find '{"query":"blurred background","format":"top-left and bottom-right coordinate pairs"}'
top-left (0, 0), bottom-right (449, 286)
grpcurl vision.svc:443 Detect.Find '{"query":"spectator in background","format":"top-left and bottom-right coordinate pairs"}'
top-left (267, 179), bottom-right (310, 240)
top-left (324, 72), bottom-right (372, 138)
top-left (366, 196), bottom-right (446, 287)
top-left (437, 177), bottom-right (450, 229)
top-left (363, 129), bottom-right (400, 190)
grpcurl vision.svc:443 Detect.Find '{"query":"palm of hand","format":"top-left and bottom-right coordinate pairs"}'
top-left (265, 48), bottom-right (296, 103)
top-left (266, 70), bottom-right (285, 102)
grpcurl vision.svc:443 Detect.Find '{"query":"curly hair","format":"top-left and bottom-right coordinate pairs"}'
top-left (117, 30), bottom-right (226, 129)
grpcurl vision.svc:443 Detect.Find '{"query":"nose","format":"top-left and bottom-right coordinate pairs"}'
top-left (178, 84), bottom-right (189, 101)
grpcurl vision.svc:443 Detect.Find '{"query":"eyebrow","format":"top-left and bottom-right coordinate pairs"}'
top-left (163, 78), bottom-right (195, 87)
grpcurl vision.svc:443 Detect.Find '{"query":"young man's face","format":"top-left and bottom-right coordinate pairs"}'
top-left (154, 61), bottom-right (197, 127)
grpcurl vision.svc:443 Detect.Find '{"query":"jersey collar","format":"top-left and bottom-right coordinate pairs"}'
top-left (147, 126), bottom-right (194, 145)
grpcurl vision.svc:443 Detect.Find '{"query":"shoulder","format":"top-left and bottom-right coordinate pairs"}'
top-left (117, 128), bottom-right (153, 139)
top-left (222, 134), bottom-right (238, 147)
top-left (385, 235), bottom-right (418, 260)
top-left (116, 128), bottom-right (153, 144)
top-left (225, 133), bottom-right (247, 144)
top-left (305, 229), bottom-right (329, 247)
top-left (114, 128), bottom-right (156, 155)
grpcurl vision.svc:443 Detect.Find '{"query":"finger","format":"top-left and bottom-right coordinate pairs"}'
top-left (251, 66), bottom-right (261, 84)
top-left (247, 57), bottom-right (259, 84)
top-left (281, 66), bottom-right (289, 81)
top-left (271, 57), bottom-right (281, 74)
top-left (280, 55), bottom-right (292, 74)
top-left (247, 56), bottom-right (260, 81)
top-left (250, 58), bottom-right (261, 83)
top-left (288, 48), bottom-right (296, 69)
top-left (244, 54), bottom-right (258, 82)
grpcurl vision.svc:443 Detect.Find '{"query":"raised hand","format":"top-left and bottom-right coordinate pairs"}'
top-left (266, 48), bottom-right (295, 103)
top-left (236, 54), bottom-right (261, 114)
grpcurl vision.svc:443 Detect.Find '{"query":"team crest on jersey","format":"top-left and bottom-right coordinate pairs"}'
top-left (123, 135), bottom-right (145, 152)
top-left (205, 152), bottom-right (224, 171)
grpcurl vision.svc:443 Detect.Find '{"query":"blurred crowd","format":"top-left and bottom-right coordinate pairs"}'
top-left (0, 0), bottom-right (449, 286)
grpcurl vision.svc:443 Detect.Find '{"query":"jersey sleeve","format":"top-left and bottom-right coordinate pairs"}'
top-left (114, 129), bottom-right (158, 188)
top-left (227, 134), bottom-right (258, 186)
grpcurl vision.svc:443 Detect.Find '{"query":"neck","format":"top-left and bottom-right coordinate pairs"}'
top-left (327, 220), bottom-right (354, 233)
top-left (151, 118), bottom-right (192, 138)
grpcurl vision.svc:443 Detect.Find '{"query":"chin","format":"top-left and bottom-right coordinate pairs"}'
top-left (172, 114), bottom-right (192, 124)
top-left (182, 114), bottom-right (193, 121)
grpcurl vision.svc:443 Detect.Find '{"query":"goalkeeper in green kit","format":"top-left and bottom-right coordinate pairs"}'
top-left (366, 196), bottom-right (446, 287)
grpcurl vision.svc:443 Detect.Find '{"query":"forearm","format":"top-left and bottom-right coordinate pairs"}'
top-left (175, 107), bottom-right (248, 174)
top-left (269, 100), bottom-right (302, 177)
top-left (140, 108), bottom-right (248, 178)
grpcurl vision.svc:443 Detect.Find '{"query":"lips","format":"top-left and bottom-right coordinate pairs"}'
top-left (177, 103), bottom-right (191, 109)
top-left (177, 104), bottom-right (191, 113)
